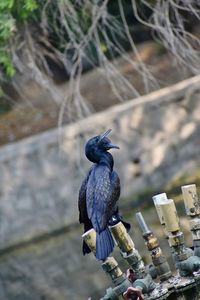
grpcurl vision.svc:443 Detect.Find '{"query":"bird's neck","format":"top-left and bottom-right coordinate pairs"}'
top-left (86, 147), bottom-right (114, 169)
top-left (99, 152), bottom-right (114, 170)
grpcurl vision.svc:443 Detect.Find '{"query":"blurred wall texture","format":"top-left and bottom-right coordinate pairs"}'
top-left (0, 76), bottom-right (200, 300)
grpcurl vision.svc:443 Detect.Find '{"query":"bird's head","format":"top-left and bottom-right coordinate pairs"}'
top-left (85, 129), bottom-right (119, 163)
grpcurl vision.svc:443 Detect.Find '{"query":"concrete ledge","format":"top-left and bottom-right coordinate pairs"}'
top-left (0, 74), bottom-right (200, 161)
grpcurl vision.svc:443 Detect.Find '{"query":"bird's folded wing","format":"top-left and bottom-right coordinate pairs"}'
top-left (87, 165), bottom-right (116, 233)
top-left (78, 166), bottom-right (94, 223)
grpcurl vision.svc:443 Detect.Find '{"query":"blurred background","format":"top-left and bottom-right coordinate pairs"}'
top-left (0, 1), bottom-right (200, 299)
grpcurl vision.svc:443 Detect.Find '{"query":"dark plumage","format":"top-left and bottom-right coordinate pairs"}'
top-left (78, 129), bottom-right (130, 261)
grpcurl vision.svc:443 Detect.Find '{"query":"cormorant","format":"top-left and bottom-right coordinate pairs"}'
top-left (78, 129), bottom-right (130, 261)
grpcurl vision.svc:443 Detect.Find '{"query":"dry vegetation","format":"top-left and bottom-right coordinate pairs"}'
top-left (0, 0), bottom-right (200, 145)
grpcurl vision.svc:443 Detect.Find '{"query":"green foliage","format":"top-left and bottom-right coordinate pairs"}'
top-left (0, 0), bottom-right (96, 77)
top-left (0, 13), bottom-right (15, 41)
top-left (0, 49), bottom-right (15, 76)
top-left (0, 0), bottom-right (38, 77)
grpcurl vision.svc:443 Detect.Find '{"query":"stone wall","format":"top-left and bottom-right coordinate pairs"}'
top-left (0, 75), bottom-right (200, 299)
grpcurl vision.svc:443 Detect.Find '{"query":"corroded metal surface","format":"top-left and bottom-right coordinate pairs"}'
top-left (159, 200), bottom-right (180, 233)
top-left (110, 222), bottom-right (134, 254)
top-left (181, 185), bottom-right (200, 216)
top-left (82, 228), bottom-right (97, 254)
top-left (102, 257), bottom-right (123, 283)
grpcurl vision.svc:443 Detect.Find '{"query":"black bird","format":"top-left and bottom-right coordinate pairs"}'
top-left (78, 129), bottom-right (130, 261)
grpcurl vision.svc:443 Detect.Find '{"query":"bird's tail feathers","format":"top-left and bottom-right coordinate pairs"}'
top-left (96, 228), bottom-right (114, 261)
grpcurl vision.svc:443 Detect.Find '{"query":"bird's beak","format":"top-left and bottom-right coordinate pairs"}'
top-left (99, 129), bottom-right (119, 149)
top-left (106, 143), bottom-right (120, 150)
top-left (99, 129), bottom-right (112, 142)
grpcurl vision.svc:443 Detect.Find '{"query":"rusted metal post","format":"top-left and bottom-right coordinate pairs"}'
top-left (182, 184), bottom-right (200, 257)
top-left (82, 229), bottom-right (132, 300)
top-left (109, 222), bottom-right (146, 279)
top-left (109, 222), bottom-right (169, 299)
top-left (136, 212), bottom-right (172, 282)
top-left (153, 194), bottom-right (200, 281)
